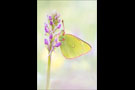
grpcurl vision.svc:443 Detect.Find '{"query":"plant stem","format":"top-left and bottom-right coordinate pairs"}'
top-left (46, 50), bottom-right (52, 90)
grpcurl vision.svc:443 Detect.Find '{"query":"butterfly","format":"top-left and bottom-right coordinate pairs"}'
top-left (59, 20), bottom-right (92, 59)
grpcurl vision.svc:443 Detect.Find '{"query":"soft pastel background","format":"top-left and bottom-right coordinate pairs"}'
top-left (37, 0), bottom-right (97, 90)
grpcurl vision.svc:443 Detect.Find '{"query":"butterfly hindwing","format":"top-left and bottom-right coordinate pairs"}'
top-left (60, 34), bottom-right (92, 59)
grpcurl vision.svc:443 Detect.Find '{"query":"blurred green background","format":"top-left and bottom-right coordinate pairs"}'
top-left (37, 0), bottom-right (97, 90)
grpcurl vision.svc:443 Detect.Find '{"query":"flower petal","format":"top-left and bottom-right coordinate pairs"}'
top-left (44, 39), bottom-right (48, 45)
top-left (55, 42), bottom-right (61, 47)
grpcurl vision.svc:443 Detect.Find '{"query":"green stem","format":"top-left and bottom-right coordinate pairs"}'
top-left (46, 51), bottom-right (51, 90)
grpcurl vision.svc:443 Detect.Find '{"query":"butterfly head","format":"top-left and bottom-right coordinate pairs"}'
top-left (59, 30), bottom-right (65, 42)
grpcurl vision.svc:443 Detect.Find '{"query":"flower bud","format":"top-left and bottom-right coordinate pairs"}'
top-left (55, 42), bottom-right (61, 47)
top-left (49, 34), bottom-right (53, 40)
top-left (55, 16), bottom-right (57, 20)
top-left (57, 24), bottom-right (61, 29)
top-left (44, 39), bottom-right (49, 45)
top-left (48, 16), bottom-right (52, 20)
top-left (45, 23), bottom-right (48, 27)
top-left (45, 26), bottom-right (49, 33)
top-left (50, 21), bottom-right (53, 25)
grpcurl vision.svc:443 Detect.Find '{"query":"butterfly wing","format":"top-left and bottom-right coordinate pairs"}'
top-left (60, 34), bottom-right (92, 59)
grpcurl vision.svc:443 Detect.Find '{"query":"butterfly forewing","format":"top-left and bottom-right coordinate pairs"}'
top-left (60, 34), bottom-right (92, 59)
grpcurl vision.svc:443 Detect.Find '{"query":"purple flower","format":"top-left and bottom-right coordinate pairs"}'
top-left (55, 42), bottom-right (61, 47)
top-left (44, 39), bottom-right (48, 45)
top-left (57, 24), bottom-right (61, 29)
top-left (50, 21), bottom-right (53, 25)
top-left (45, 26), bottom-right (49, 33)
top-left (45, 23), bottom-right (48, 27)
top-left (49, 34), bottom-right (53, 40)
top-left (55, 16), bottom-right (57, 19)
top-left (44, 11), bottom-right (62, 50)
top-left (48, 16), bottom-right (52, 20)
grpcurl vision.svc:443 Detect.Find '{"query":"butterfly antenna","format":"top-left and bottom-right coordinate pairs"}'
top-left (62, 20), bottom-right (65, 32)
